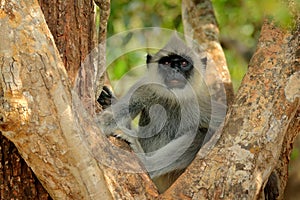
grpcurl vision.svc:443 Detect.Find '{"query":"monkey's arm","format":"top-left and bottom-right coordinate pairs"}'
top-left (97, 86), bottom-right (149, 152)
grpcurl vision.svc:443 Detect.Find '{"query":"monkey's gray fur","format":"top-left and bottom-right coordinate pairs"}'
top-left (98, 33), bottom-right (226, 192)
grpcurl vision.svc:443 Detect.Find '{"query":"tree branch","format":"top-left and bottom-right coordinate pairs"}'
top-left (0, 0), bottom-right (113, 199)
top-left (0, 1), bottom-right (159, 199)
top-left (161, 19), bottom-right (300, 199)
top-left (182, 0), bottom-right (234, 106)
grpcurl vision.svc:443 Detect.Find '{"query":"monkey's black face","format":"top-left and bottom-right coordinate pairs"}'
top-left (157, 54), bottom-right (194, 89)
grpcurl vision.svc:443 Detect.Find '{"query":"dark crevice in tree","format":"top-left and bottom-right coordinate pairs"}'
top-left (0, 133), bottom-right (51, 200)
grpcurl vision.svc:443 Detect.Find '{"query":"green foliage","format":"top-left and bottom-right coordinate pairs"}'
top-left (107, 51), bottom-right (145, 80)
top-left (223, 49), bottom-right (248, 91)
top-left (106, 0), bottom-right (294, 90)
top-left (291, 147), bottom-right (299, 161)
top-left (212, 0), bottom-right (261, 90)
top-left (212, 0), bottom-right (296, 90)
top-left (212, 0), bottom-right (262, 49)
top-left (107, 0), bottom-right (183, 37)
top-left (106, 0), bottom-right (183, 84)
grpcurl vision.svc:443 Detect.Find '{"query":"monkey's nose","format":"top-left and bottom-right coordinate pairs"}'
top-left (172, 63), bottom-right (180, 68)
top-left (170, 68), bottom-right (180, 74)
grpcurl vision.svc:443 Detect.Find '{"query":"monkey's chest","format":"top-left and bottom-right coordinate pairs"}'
top-left (137, 103), bottom-right (201, 153)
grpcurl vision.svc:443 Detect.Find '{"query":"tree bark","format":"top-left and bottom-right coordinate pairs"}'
top-left (285, 126), bottom-right (300, 200)
top-left (182, 0), bottom-right (235, 106)
top-left (0, 0), bottom-right (112, 199)
top-left (0, 133), bottom-right (50, 199)
top-left (278, 111), bottom-right (300, 199)
top-left (94, 0), bottom-right (111, 98)
top-left (0, 0), bottom-right (97, 199)
top-left (0, 0), bottom-right (157, 199)
top-left (0, 0), bottom-right (299, 199)
top-left (38, 0), bottom-right (96, 86)
top-left (160, 19), bottom-right (300, 200)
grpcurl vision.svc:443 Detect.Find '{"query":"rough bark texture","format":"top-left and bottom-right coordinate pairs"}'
top-left (0, 0), bottom-right (50, 199)
top-left (38, 0), bottom-right (96, 86)
top-left (0, 0), bottom-right (158, 199)
top-left (0, 0), bottom-right (112, 199)
top-left (160, 20), bottom-right (300, 200)
top-left (279, 110), bottom-right (300, 199)
top-left (285, 123), bottom-right (300, 199)
top-left (94, 0), bottom-right (111, 98)
top-left (0, 133), bottom-right (50, 199)
top-left (1, 0), bottom-right (299, 199)
top-left (0, 0), bottom-right (97, 199)
top-left (182, 0), bottom-right (234, 106)
top-left (272, 24), bottom-right (300, 200)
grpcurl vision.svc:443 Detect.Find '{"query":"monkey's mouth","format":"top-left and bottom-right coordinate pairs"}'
top-left (166, 79), bottom-right (186, 89)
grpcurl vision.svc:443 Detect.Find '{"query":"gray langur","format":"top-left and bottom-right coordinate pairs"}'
top-left (97, 34), bottom-right (226, 192)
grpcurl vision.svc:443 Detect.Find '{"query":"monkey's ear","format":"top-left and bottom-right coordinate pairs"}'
top-left (146, 54), bottom-right (153, 64)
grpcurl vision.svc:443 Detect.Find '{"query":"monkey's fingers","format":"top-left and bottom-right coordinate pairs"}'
top-left (97, 86), bottom-right (116, 109)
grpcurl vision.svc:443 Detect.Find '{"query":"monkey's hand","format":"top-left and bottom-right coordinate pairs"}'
top-left (97, 86), bottom-right (116, 109)
top-left (98, 109), bottom-right (118, 136)
top-left (97, 109), bottom-right (144, 153)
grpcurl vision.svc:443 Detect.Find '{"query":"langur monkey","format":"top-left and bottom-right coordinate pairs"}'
top-left (98, 34), bottom-right (225, 192)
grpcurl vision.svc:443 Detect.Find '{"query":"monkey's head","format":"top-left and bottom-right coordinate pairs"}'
top-left (146, 33), bottom-right (207, 93)
top-left (147, 53), bottom-right (194, 89)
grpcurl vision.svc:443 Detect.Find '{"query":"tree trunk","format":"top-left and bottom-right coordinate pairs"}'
top-left (38, 0), bottom-right (96, 86)
top-left (0, 1), bottom-right (109, 199)
top-left (0, 133), bottom-right (50, 199)
top-left (182, 0), bottom-right (234, 106)
top-left (0, 0), bottom-right (157, 199)
top-left (285, 131), bottom-right (300, 199)
top-left (0, 0), bottom-right (299, 199)
top-left (160, 19), bottom-right (300, 200)
top-left (0, 0), bottom-right (97, 199)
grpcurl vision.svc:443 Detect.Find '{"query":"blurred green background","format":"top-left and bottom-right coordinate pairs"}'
top-left (103, 0), bottom-right (293, 91)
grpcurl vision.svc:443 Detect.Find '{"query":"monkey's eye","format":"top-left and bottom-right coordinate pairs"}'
top-left (163, 61), bottom-right (171, 65)
top-left (181, 61), bottom-right (188, 67)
